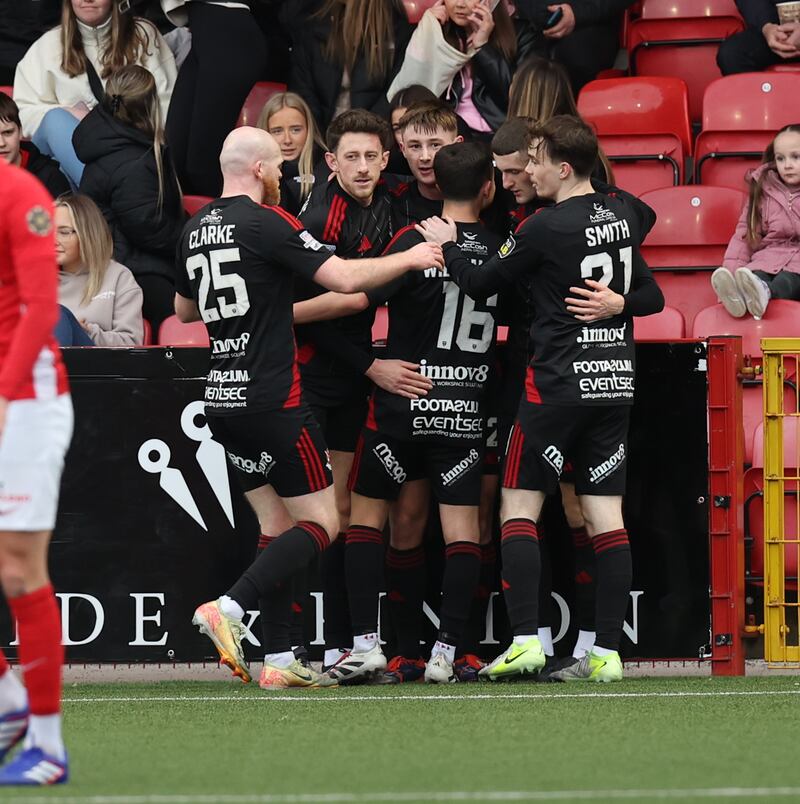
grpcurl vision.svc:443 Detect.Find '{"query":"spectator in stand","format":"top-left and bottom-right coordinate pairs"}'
top-left (289, 0), bottom-right (413, 133)
top-left (711, 124), bottom-right (800, 320)
top-left (508, 55), bottom-right (613, 182)
top-left (718, 0), bottom-right (800, 73)
top-left (0, 0), bottom-right (61, 85)
top-left (73, 64), bottom-right (183, 331)
top-left (257, 92), bottom-right (325, 216)
top-left (388, 0), bottom-right (540, 138)
top-left (0, 93), bottom-right (70, 198)
top-left (161, 0), bottom-right (266, 196)
top-left (13, 0), bottom-right (176, 188)
top-left (54, 194), bottom-right (144, 347)
top-left (514, 0), bottom-right (634, 92)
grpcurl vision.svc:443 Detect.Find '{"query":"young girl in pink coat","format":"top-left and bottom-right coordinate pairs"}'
top-left (712, 124), bottom-right (800, 319)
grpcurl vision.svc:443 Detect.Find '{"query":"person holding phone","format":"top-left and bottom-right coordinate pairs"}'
top-left (389, 0), bottom-right (540, 136)
top-left (514, 0), bottom-right (635, 92)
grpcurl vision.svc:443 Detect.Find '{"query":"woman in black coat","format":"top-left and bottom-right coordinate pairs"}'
top-left (288, 0), bottom-right (413, 133)
top-left (73, 64), bottom-right (184, 330)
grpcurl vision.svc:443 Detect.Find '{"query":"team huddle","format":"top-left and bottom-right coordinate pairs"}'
top-left (176, 102), bottom-right (664, 689)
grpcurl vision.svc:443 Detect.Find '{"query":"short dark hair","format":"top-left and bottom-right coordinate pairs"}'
top-left (326, 108), bottom-right (391, 153)
top-left (529, 114), bottom-right (597, 179)
top-left (0, 92), bottom-right (21, 129)
top-left (398, 101), bottom-right (458, 136)
top-left (389, 84), bottom-right (438, 113)
top-left (434, 141), bottom-right (494, 201)
top-left (492, 116), bottom-right (534, 157)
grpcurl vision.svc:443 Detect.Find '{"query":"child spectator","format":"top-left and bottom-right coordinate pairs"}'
top-left (73, 64), bottom-right (184, 330)
top-left (257, 91), bottom-right (325, 216)
top-left (13, 0), bottom-right (176, 187)
top-left (387, 84), bottom-right (441, 175)
top-left (0, 92), bottom-right (70, 197)
top-left (55, 193), bottom-right (144, 347)
top-left (712, 124), bottom-right (800, 320)
top-left (388, 0), bottom-right (539, 137)
top-left (162, 0), bottom-right (267, 196)
top-left (289, 0), bottom-right (413, 132)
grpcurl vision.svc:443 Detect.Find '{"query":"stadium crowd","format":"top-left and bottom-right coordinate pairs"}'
top-left (0, 9), bottom-right (797, 789)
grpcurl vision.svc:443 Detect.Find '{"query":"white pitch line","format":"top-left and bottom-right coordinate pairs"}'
top-left (8, 787), bottom-right (800, 803)
top-left (61, 689), bottom-right (800, 704)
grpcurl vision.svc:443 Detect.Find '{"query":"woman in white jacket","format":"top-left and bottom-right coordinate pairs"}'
top-left (54, 193), bottom-right (144, 347)
top-left (13, 0), bottom-right (176, 187)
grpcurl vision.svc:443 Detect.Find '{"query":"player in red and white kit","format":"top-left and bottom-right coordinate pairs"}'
top-left (0, 161), bottom-right (73, 785)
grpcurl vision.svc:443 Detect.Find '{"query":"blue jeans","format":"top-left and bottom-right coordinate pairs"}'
top-left (32, 108), bottom-right (84, 188)
top-left (54, 305), bottom-right (94, 347)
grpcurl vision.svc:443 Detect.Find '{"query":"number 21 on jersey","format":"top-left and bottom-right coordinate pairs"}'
top-left (186, 247), bottom-right (251, 323)
top-left (581, 247), bottom-right (632, 294)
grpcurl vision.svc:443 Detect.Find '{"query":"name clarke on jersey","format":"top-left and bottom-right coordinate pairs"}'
top-left (189, 224), bottom-right (236, 249)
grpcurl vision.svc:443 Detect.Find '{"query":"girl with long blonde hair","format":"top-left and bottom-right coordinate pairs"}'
top-left (258, 92), bottom-right (326, 214)
top-left (54, 194), bottom-right (144, 346)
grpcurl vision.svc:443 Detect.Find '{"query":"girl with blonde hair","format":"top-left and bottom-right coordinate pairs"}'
top-left (55, 194), bottom-right (144, 347)
top-left (73, 64), bottom-right (184, 330)
top-left (258, 92), bottom-right (326, 214)
top-left (13, 0), bottom-right (176, 186)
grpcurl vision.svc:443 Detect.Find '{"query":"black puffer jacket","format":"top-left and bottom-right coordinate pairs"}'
top-left (73, 107), bottom-right (185, 282)
top-left (288, 2), bottom-right (413, 132)
top-left (20, 141), bottom-right (70, 198)
top-left (442, 18), bottom-right (543, 132)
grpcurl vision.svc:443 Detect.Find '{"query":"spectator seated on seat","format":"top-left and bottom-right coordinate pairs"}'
top-left (73, 64), bottom-right (184, 331)
top-left (12, 0), bottom-right (176, 188)
top-left (257, 91), bottom-right (326, 216)
top-left (711, 124), bottom-right (800, 321)
top-left (55, 193), bottom-right (144, 347)
top-left (718, 0), bottom-right (800, 74)
top-left (388, 0), bottom-right (540, 138)
top-left (0, 91), bottom-right (70, 197)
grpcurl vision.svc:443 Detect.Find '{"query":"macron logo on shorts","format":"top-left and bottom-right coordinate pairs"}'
top-left (373, 442), bottom-right (407, 484)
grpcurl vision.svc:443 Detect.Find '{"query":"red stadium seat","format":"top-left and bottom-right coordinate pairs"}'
top-left (237, 81), bottom-right (287, 128)
top-left (402, 0), bottom-right (437, 23)
top-left (183, 195), bottom-right (213, 217)
top-left (692, 300), bottom-right (800, 360)
top-left (577, 77), bottom-right (691, 195)
top-left (742, 382), bottom-right (798, 465)
top-left (158, 315), bottom-right (209, 347)
top-left (372, 305), bottom-right (388, 344)
top-left (142, 319), bottom-right (152, 346)
top-left (765, 63), bottom-right (800, 73)
top-left (639, 186), bottom-right (745, 330)
top-left (628, 1), bottom-right (744, 122)
top-left (633, 305), bottom-right (685, 340)
top-left (0, 85), bottom-right (12, 98)
top-left (639, 186), bottom-right (746, 268)
top-left (694, 73), bottom-right (800, 190)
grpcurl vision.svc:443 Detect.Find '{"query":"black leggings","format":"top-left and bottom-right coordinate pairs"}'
top-left (166, 4), bottom-right (267, 196)
top-left (137, 274), bottom-right (176, 334)
top-left (754, 270), bottom-right (800, 301)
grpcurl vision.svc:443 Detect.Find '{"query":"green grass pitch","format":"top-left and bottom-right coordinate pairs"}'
top-left (5, 676), bottom-right (800, 803)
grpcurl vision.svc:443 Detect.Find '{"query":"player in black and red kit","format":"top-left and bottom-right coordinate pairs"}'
top-left (176, 127), bottom-right (444, 689)
top-left (293, 110), bottom-right (435, 672)
top-left (418, 116), bottom-right (663, 683)
top-left (0, 162), bottom-right (73, 786)
top-left (492, 117), bottom-right (598, 676)
top-left (323, 142), bottom-right (502, 684)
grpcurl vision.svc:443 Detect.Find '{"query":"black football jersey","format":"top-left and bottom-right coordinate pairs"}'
top-left (387, 178), bottom-right (444, 229)
top-left (371, 222), bottom-right (502, 443)
top-left (294, 180), bottom-right (397, 404)
top-left (442, 190), bottom-right (662, 407)
top-left (175, 196), bottom-right (330, 414)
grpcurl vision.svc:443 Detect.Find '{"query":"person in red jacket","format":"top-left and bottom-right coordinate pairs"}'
top-left (0, 160), bottom-right (73, 786)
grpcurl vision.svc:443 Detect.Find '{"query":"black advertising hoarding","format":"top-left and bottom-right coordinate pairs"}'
top-left (0, 344), bottom-right (710, 663)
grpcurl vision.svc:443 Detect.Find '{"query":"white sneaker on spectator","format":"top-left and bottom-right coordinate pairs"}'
top-left (711, 267), bottom-right (746, 318)
top-left (735, 267), bottom-right (771, 320)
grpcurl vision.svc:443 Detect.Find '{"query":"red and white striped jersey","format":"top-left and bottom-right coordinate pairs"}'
top-left (0, 161), bottom-right (68, 401)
